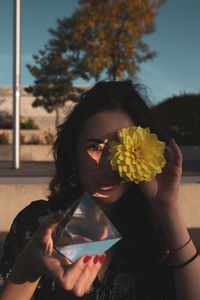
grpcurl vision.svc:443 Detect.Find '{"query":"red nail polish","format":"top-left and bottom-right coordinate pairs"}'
top-left (94, 255), bottom-right (100, 264)
top-left (100, 254), bottom-right (107, 264)
top-left (83, 255), bottom-right (91, 263)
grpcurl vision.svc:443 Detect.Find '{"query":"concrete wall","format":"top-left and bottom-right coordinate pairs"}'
top-left (0, 183), bottom-right (200, 250)
top-left (179, 184), bottom-right (200, 228)
top-left (0, 184), bottom-right (49, 232)
top-left (0, 145), bottom-right (53, 161)
top-left (0, 184), bottom-right (49, 255)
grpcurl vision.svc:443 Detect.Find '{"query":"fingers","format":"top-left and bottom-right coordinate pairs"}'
top-left (72, 254), bottom-right (106, 297)
top-left (138, 177), bottom-right (158, 201)
top-left (164, 146), bottom-right (171, 163)
top-left (59, 255), bottom-right (89, 290)
top-left (36, 210), bottom-right (63, 243)
top-left (58, 253), bottom-right (106, 296)
top-left (168, 138), bottom-right (182, 168)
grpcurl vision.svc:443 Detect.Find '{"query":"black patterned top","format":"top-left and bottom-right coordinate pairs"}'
top-left (0, 199), bottom-right (176, 300)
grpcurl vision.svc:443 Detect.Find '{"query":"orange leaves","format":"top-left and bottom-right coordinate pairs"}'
top-left (51, 0), bottom-right (164, 80)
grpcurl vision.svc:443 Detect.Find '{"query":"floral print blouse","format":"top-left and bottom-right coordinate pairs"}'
top-left (0, 199), bottom-right (176, 300)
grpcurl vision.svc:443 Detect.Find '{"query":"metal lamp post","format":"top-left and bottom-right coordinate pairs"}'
top-left (12, 0), bottom-right (21, 169)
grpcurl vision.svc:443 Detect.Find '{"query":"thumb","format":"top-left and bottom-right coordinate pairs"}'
top-left (138, 177), bottom-right (158, 201)
top-left (37, 210), bottom-right (63, 242)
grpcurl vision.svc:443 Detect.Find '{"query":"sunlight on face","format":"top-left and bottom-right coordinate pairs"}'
top-left (84, 139), bottom-right (108, 163)
top-left (92, 192), bottom-right (109, 198)
top-left (76, 110), bottom-right (134, 204)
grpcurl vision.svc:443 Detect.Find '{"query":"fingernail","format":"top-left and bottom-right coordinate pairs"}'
top-left (83, 255), bottom-right (91, 264)
top-left (94, 255), bottom-right (100, 264)
top-left (100, 254), bottom-right (107, 264)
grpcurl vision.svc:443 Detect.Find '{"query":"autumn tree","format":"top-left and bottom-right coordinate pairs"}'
top-left (26, 0), bottom-right (164, 124)
top-left (25, 46), bottom-right (85, 126)
top-left (49, 0), bottom-right (164, 80)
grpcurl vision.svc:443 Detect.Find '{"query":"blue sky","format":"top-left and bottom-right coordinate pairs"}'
top-left (1, 0), bottom-right (200, 104)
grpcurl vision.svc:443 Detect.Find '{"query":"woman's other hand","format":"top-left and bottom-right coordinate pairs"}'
top-left (3, 211), bottom-right (106, 298)
top-left (139, 138), bottom-right (182, 210)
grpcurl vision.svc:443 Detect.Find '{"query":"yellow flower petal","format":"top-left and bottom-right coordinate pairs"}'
top-left (109, 126), bottom-right (166, 183)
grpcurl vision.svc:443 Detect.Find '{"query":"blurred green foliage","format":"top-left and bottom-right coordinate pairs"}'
top-left (20, 118), bottom-right (39, 129)
top-left (0, 117), bottom-right (39, 130)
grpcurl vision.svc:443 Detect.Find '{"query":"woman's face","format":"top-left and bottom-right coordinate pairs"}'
top-left (76, 110), bottom-right (134, 204)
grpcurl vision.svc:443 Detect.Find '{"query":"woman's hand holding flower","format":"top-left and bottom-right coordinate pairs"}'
top-left (109, 126), bottom-right (182, 214)
top-left (139, 138), bottom-right (182, 211)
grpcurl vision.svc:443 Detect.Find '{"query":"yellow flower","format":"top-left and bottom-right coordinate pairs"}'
top-left (109, 126), bottom-right (166, 184)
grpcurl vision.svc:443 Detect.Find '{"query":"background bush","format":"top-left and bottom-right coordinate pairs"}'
top-left (20, 118), bottom-right (39, 129)
top-left (0, 132), bottom-right (9, 144)
top-left (152, 93), bottom-right (200, 145)
top-left (0, 116), bottom-right (39, 130)
top-left (25, 135), bottom-right (43, 145)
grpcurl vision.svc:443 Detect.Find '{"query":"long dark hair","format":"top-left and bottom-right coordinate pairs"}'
top-left (48, 80), bottom-right (169, 294)
top-left (48, 80), bottom-right (164, 210)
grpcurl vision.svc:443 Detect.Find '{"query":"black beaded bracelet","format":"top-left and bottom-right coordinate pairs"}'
top-left (170, 249), bottom-right (199, 270)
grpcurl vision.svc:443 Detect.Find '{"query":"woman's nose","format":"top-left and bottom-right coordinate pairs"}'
top-left (99, 148), bottom-right (112, 170)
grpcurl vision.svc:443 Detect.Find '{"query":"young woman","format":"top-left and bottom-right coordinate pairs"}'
top-left (0, 81), bottom-right (200, 300)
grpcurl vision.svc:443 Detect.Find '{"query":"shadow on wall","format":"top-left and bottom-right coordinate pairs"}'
top-left (1, 228), bottom-right (200, 260)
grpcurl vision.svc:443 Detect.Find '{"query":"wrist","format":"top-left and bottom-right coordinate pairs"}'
top-left (9, 251), bottom-right (41, 284)
top-left (2, 251), bottom-right (41, 300)
top-left (153, 200), bottom-right (181, 221)
top-left (154, 203), bottom-right (190, 250)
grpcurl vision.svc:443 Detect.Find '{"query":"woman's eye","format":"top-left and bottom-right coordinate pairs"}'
top-left (84, 144), bottom-right (105, 160)
top-left (86, 144), bottom-right (103, 152)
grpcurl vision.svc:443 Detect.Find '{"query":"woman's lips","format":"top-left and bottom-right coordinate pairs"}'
top-left (98, 183), bottom-right (120, 191)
